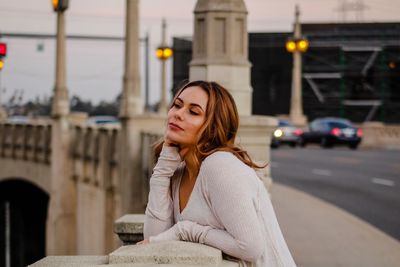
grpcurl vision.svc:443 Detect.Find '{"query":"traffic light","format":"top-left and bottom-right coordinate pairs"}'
top-left (156, 46), bottom-right (173, 60)
top-left (0, 43), bottom-right (6, 58)
top-left (52, 0), bottom-right (69, 12)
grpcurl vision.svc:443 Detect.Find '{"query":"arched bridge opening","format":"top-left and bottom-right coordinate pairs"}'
top-left (0, 179), bottom-right (49, 267)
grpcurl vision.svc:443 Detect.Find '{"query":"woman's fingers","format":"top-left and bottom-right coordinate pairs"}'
top-left (137, 239), bottom-right (149, 245)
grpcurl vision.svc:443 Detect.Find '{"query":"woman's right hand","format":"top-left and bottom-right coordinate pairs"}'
top-left (164, 136), bottom-right (189, 159)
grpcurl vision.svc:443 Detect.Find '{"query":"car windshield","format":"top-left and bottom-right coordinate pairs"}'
top-left (327, 121), bottom-right (352, 129)
top-left (279, 120), bottom-right (292, 127)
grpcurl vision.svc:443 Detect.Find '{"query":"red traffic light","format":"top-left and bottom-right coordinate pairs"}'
top-left (0, 43), bottom-right (7, 57)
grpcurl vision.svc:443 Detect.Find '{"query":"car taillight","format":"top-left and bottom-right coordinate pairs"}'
top-left (294, 129), bottom-right (303, 136)
top-left (331, 128), bottom-right (341, 136)
top-left (357, 128), bottom-right (363, 137)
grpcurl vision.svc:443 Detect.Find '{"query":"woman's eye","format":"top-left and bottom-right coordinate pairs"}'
top-left (190, 110), bottom-right (199, 115)
top-left (173, 103), bottom-right (181, 108)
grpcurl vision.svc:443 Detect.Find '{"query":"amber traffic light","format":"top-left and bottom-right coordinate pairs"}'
top-left (156, 47), bottom-right (173, 60)
top-left (52, 0), bottom-right (69, 12)
top-left (285, 38), bottom-right (309, 53)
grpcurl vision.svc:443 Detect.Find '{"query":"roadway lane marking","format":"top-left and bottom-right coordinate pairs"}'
top-left (312, 169), bottom-right (332, 176)
top-left (371, 178), bottom-right (395, 187)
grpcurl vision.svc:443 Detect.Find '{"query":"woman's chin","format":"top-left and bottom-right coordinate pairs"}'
top-left (165, 133), bottom-right (183, 145)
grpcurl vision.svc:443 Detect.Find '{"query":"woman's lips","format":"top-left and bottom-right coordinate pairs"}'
top-left (168, 122), bottom-right (184, 131)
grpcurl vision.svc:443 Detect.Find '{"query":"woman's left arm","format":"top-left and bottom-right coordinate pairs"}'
top-left (198, 154), bottom-right (266, 262)
top-left (148, 154), bottom-right (265, 262)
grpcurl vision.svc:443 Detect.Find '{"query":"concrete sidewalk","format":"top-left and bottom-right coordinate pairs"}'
top-left (270, 182), bottom-right (400, 267)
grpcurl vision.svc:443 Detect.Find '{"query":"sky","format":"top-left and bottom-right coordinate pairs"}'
top-left (0, 0), bottom-right (399, 106)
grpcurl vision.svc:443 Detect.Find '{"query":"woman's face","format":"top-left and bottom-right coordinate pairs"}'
top-left (166, 86), bottom-right (208, 147)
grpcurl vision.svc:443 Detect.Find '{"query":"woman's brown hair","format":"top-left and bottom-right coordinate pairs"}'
top-left (154, 80), bottom-right (265, 180)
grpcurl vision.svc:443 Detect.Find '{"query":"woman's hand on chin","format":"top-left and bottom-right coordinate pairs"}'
top-left (164, 137), bottom-right (189, 159)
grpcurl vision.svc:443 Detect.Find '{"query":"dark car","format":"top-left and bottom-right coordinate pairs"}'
top-left (271, 119), bottom-right (303, 148)
top-left (299, 117), bottom-right (362, 149)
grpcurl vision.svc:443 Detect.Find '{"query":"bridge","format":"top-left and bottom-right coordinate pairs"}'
top-left (0, 112), bottom-right (276, 263)
top-left (1, 0), bottom-right (400, 266)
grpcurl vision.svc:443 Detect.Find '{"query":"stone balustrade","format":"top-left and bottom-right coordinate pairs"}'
top-left (0, 122), bottom-right (51, 164)
top-left (30, 214), bottom-right (239, 267)
top-left (71, 124), bottom-right (120, 189)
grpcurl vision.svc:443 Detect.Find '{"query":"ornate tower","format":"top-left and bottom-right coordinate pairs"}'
top-left (189, 0), bottom-right (252, 115)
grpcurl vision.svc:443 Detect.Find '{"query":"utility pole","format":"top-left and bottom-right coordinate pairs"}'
top-left (144, 31), bottom-right (150, 112)
top-left (287, 5), bottom-right (308, 126)
top-left (156, 19), bottom-right (173, 114)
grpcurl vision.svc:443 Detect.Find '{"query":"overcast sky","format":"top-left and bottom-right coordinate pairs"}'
top-left (0, 0), bottom-right (399, 106)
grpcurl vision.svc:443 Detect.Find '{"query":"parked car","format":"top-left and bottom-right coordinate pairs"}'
top-left (299, 117), bottom-right (362, 149)
top-left (87, 116), bottom-right (119, 126)
top-left (271, 119), bottom-right (303, 148)
top-left (6, 115), bottom-right (30, 124)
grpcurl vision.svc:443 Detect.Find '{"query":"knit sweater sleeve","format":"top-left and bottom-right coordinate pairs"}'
top-left (149, 152), bottom-right (265, 262)
top-left (143, 145), bottom-right (182, 239)
top-left (199, 152), bottom-right (265, 262)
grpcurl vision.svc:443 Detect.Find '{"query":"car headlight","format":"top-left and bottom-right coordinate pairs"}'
top-left (274, 129), bottom-right (283, 138)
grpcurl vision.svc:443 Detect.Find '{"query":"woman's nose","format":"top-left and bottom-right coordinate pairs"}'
top-left (174, 108), bottom-right (184, 120)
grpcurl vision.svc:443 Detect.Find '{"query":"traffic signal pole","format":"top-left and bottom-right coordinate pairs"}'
top-left (51, 10), bottom-right (69, 117)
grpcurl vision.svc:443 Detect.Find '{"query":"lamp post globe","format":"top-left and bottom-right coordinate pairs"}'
top-left (156, 46), bottom-right (173, 61)
top-left (51, 0), bottom-right (69, 12)
top-left (285, 40), bottom-right (296, 53)
top-left (285, 38), bottom-right (309, 53)
top-left (297, 39), bottom-right (309, 53)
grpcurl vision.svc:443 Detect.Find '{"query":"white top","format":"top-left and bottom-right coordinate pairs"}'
top-left (144, 145), bottom-right (297, 267)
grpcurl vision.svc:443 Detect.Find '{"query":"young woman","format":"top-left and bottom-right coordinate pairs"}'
top-left (140, 80), bottom-right (297, 267)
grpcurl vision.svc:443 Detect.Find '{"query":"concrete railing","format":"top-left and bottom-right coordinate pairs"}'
top-left (71, 124), bottom-right (120, 189)
top-left (0, 122), bottom-right (51, 164)
top-left (359, 122), bottom-right (400, 149)
top-left (31, 214), bottom-right (240, 267)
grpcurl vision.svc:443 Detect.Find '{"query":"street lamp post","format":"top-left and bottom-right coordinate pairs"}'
top-left (287, 5), bottom-right (308, 126)
top-left (51, 0), bottom-right (69, 117)
top-left (156, 19), bottom-right (173, 114)
top-left (48, 0), bottom-right (77, 256)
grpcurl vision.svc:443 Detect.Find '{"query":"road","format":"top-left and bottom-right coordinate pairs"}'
top-left (270, 146), bottom-right (400, 240)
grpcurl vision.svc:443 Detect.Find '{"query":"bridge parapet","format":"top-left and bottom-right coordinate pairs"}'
top-left (359, 122), bottom-right (400, 149)
top-left (71, 124), bottom-right (120, 190)
top-left (0, 122), bottom-right (51, 164)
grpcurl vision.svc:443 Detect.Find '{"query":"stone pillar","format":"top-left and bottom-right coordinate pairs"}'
top-left (51, 11), bottom-right (69, 117)
top-left (289, 6), bottom-right (307, 126)
top-left (118, 0), bottom-right (144, 214)
top-left (47, 9), bottom-right (77, 255)
top-left (189, 0), bottom-right (252, 116)
top-left (120, 0), bottom-right (143, 118)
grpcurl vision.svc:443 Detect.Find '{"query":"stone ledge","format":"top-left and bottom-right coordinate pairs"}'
top-left (114, 214), bottom-right (145, 245)
top-left (28, 256), bottom-right (109, 267)
top-left (109, 241), bottom-right (234, 266)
